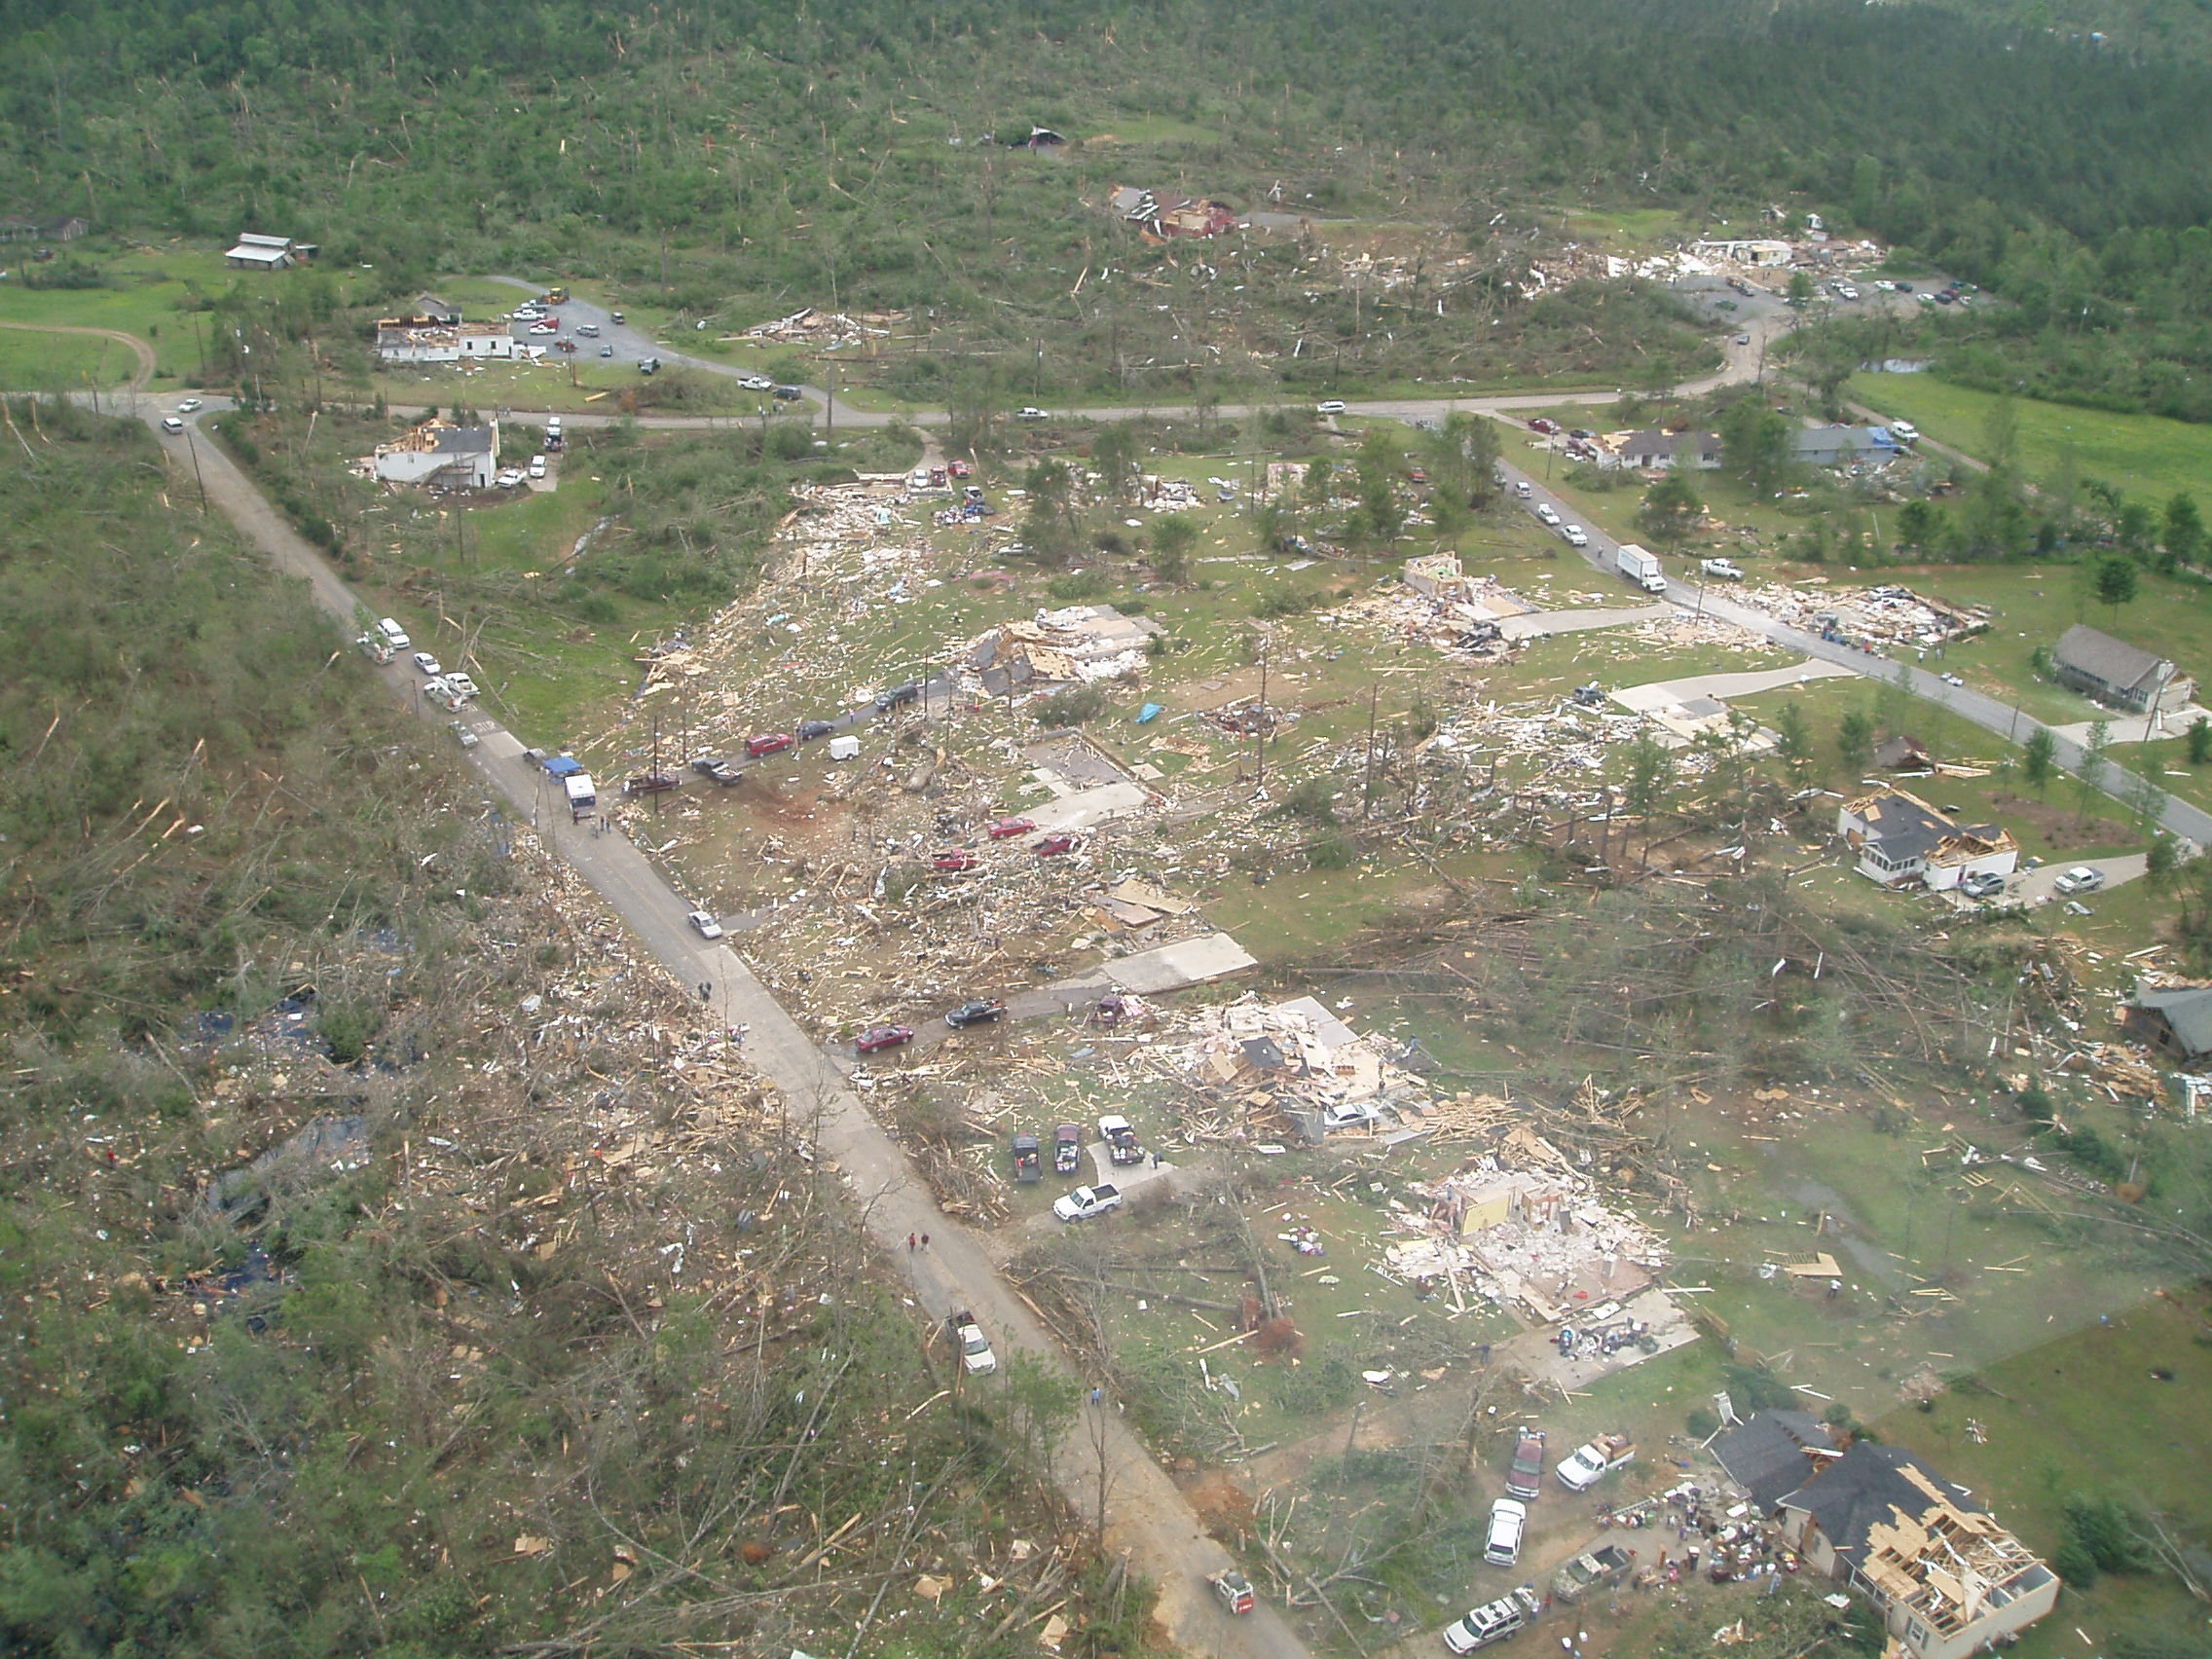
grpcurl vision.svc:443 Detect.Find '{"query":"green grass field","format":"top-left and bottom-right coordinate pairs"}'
top-left (0, 327), bottom-right (140, 389)
top-left (1851, 371), bottom-right (2212, 504)
top-left (0, 241), bottom-right (376, 385)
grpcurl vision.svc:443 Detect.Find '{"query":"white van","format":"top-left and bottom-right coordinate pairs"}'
top-left (1483, 1498), bottom-right (1527, 1567)
top-left (377, 617), bottom-right (411, 650)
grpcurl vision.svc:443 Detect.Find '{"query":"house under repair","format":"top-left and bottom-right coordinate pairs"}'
top-left (1777, 1444), bottom-right (2059, 1659)
top-left (1836, 787), bottom-right (2016, 891)
top-left (369, 419), bottom-right (500, 489)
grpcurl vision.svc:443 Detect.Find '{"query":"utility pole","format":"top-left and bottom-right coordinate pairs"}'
top-left (186, 431), bottom-right (207, 512)
top-left (1255, 637), bottom-right (1270, 792)
top-left (1362, 681), bottom-right (1380, 818)
top-left (652, 716), bottom-right (664, 815)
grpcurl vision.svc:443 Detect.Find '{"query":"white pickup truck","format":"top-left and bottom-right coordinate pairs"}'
top-left (1699, 557), bottom-right (1744, 581)
top-left (1556, 1432), bottom-right (1637, 1492)
top-left (1052, 1184), bottom-right (1124, 1223)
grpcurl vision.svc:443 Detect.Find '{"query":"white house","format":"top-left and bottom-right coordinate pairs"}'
top-left (375, 321), bottom-right (519, 364)
top-left (1836, 787), bottom-right (2016, 891)
top-left (371, 420), bottom-right (499, 489)
top-left (1692, 238), bottom-right (1793, 267)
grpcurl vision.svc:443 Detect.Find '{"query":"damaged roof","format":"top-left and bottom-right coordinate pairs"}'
top-left (1781, 1442), bottom-right (1978, 1564)
top-left (1713, 1410), bottom-right (1837, 1512)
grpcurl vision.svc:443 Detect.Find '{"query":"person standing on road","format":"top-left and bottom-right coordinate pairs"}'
top-left (920, 1233), bottom-right (930, 1250)
top-left (907, 1233), bottom-right (917, 1253)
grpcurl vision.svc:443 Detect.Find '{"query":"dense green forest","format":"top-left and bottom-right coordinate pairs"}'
top-left (7, 0), bottom-right (2212, 410)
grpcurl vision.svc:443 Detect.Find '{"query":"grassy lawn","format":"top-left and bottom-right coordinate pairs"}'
top-left (1843, 560), bottom-right (2212, 728)
top-left (1851, 371), bottom-right (2212, 503)
top-left (366, 354), bottom-right (756, 415)
top-left (0, 327), bottom-right (140, 389)
top-left (1864, 1284), bottom-right (2212, 1659)
top-left (0, 240), bottom-right (376, 384)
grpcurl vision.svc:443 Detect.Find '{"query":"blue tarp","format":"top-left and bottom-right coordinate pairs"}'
top-left (541, 755), bottom-right (584, 777)
top-left (1136, 703), bottom-right (1163, 724)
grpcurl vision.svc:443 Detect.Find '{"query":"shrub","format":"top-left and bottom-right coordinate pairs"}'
top-left (1035, 684), bottom-right (1108, 726)
top-left (1685, 1407), bottom-right (1720, 1439)
top-left (1252, 585), bottom-right (1316, 620)
top-left (1046, 570), bottom-right (1109, 604)
top-left (1307, 830), bottom-right (1355, 869)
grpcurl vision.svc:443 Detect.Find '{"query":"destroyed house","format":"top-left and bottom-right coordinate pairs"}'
top-left (1873, 733), bottom-right (1933, 771)
top-left (1107, 185), bottom-right (1239, 240)
top-left (2125, 981), bottom-right (2212, 1065)
top-left (2052, 624), bottom-right (2194, 715)
top-left (371, 419), bottom-right (499, 489)
top-left (1712, 1411), bottom-right (1839, 1513)
top-left (1779, 1445), bottom-right (2059, 1659)
top-left (1836, 788), bottom-right (2016, 892)
top-left (969, 606), bottom-right (1163, 696)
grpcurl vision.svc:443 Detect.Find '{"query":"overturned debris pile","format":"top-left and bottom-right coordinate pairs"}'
top-left (1382, 1127), bottom-right (1668, 1323)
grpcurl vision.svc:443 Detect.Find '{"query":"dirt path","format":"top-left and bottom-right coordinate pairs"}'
top-left (0, 319), bottom-right (157, 388)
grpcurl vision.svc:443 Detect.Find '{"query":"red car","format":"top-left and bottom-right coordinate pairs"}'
top-left (1035, 834), bottom-right (1077, 856)
top-left (987, 816), bottom-right (1036, 839)
top-left (947, 459), bottom-right (972, 478)
top-left (932, 850), bottom-right (978, 871)
top-left (855, 1024), bottom-right (915, 1054)
top-left (746, 732), bottom-right (794, 757)
top-left (1528, 417), bottom-right (1560, 434)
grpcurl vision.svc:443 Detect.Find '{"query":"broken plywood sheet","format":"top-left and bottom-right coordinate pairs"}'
top-left (1107, 877), bottom-right (1195, 916)
top-left (1099, 932), bottom-right (1258, 994)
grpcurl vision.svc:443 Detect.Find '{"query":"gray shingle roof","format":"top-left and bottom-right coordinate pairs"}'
top-left (2055, 625), bottom-right (2171, 696)
top-left (1714, 1411), bottom-right (1836, 1511)
top-left (2131, 982), bottom-right (2212, 1055)
top-left (1782, 1443), bottom-right (1977, 1562)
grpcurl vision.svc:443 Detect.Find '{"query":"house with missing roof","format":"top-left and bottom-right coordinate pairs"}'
top-left (2051, 624), bottom-right (2194, 716)
top-left (2125, 982), bottom-right (2212, 1066)
top-left (1777, 1443), bottom-right (2059, 1659)
top-left (1836, 787), bottom-right (2017, 891)
top-left (1791, 425), bottom-right (1901, 467)
top-left (370, 418), bottom-right (499, 489)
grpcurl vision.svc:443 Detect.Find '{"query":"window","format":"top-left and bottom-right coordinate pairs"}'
top-left (1906, 1618), bottom-right (1931, 1650)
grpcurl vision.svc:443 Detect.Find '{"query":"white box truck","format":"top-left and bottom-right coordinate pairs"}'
top-left (1616, 543), bottom-right (1667, 594)
top-left (564, 773), bottom-right (597, 819)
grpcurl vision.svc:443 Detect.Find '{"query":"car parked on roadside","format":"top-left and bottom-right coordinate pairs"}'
top-left (951, 1311), bottom-right (998, 1375)
top-left (1562, 525), bottom-right (1589, 547)
top-left (445, 672), bottom-right (479, 698)
top-left (855, 1023), bottom-right (915, 1054)
top-left (177, 397), bottom-right (203, 413)
top-left (988, 816), bottom-right (1036, 839)
top-left (945, 998), bottom-right (1007, 1028)
top-left (413, 652), bottom-right (443, 676)
top-left (1053, 1123), bottom-right (1084, 1175)
top-left (1315, 400), bottom-right (1347, 416)
top-left (687, 909), bottom-right (724, 940)
top-left (797, 719), bottom-right (837, 741)
top-left (1528, 417), bottom-right (1560, 434)
top-left (2055, 865), bottom-right (2105, 894)
top-left (623, 773), bottom-right (680, 796)
top-left (746, 732), bottom-right (794, 757)
top-left (1442, 1587), bottom-right (1540, 1654)
top-left (161, 416), bottom-right (186, 433)
top-left (1016, 406), bottom-right (1051, 421)
top-left (1534, 503), bottom-right (1562, 527)
top-left (1960, 871), bottom-right (2006, 900)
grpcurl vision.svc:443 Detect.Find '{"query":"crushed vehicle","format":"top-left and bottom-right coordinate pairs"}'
top-left (1549, 1544), bottom-right (1633, 1604)
top-left (1035, 833), bottom-right (1078, 856)
top-left (931, 850), bottom-right (979, 871)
